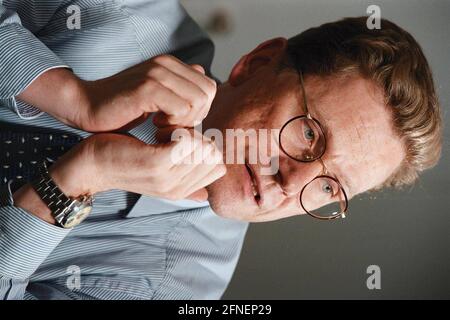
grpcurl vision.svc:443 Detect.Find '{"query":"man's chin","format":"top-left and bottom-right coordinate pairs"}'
top-left (206, 178), bottom-right (252, 222)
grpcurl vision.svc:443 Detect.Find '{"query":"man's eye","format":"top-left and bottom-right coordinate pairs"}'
top-left (322, 183), bottom-right (333, 195)
top-left (304, 126), bottom-right (315, 141)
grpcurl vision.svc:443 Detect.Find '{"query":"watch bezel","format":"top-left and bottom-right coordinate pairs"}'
top-left (56, 195), bottom-right (94, 228)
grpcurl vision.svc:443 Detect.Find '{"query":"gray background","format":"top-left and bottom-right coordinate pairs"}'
top-left (181, 0), bottom-right (450, 299)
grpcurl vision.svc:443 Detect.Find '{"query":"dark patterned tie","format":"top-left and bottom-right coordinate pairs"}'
top-left (0, 123), bottom-right (82, 186)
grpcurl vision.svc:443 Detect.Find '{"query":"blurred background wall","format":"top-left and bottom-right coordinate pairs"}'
top-left (181, 0), bottom-right (450, 299)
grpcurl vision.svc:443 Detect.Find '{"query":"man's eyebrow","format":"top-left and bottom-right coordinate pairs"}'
top-left (310, 106), bottom-right (354, 199)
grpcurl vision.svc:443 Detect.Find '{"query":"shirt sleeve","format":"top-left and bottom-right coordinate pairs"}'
top-left (0, 182), bottom-right (71, 300)
top-left (0, 4), bottom-right (70, 119)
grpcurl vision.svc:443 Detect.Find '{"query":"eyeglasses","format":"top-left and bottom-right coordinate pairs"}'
top-left (278, 69), bottom-right (349, 220)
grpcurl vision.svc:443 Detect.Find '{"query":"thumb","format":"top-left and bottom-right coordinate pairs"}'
top-left (186, 188), bottom-right (209, 202)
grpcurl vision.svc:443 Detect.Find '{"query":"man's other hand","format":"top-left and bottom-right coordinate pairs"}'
top-left (18, 55), bottom-right (217, 132)
top-left (50, 132), bottom-right (226, 202)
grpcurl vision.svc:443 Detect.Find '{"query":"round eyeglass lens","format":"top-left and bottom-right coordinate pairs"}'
top-left (279, 116), bottom-right (326, 162)
top-left (300, 175), bottom-right (348, 219)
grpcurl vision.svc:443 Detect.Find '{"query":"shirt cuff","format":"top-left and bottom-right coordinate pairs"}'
top-left (0, 184), bottom-right (70, 279)
top-left (0, 23), bottom-right (70, 118)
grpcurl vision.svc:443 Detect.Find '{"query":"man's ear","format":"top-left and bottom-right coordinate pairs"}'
top-left (229, 37), bottom-right (288, 86)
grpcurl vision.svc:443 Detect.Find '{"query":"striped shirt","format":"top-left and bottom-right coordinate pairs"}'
top-left (0, 0), bottom-right (248, 300)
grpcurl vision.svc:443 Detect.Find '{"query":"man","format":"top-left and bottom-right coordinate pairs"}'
top-left (0, 0), bottom-right (442, 299)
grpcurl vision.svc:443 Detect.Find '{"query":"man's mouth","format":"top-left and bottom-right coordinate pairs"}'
top-left (245, 163), bottom-right (262, 205)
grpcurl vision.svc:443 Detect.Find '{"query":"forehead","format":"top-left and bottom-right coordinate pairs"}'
top-left (304, 74), bottom-right (405, 197)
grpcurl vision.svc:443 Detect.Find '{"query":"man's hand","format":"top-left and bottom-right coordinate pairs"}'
top-left (53, 132), bottom-right (225, 200)
top-left (14, 131), bottom-right (225, 224)
top-left (18, 55), bottom-right (217, 132)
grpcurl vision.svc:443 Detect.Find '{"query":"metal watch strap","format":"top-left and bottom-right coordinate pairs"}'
top-left (32, 161), bottom-right (74, 221)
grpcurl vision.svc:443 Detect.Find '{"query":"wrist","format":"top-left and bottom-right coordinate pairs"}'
top-left (48, 164), bottom-right (91, 199)
top-left (64, 76), bottom-right (92, 130)
top-left (18, 68), bottom-right (88, 127)
top-left (49, 139), bottom-right (104, 198)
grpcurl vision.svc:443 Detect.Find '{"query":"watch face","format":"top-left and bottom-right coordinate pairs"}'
top-left (61, 202), bottom-right (92, 229)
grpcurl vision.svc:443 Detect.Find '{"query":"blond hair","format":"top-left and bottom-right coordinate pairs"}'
top-left (286, 17), bottom-right (442, 189)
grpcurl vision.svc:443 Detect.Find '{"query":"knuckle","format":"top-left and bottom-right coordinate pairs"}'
top-left (206, 78), bottom-right (217, 93)
top-left (177, 100), bottom-right (191, 116)
top-left (198, 102), bottom-right (211, 117)
top-left (212, 148), bottom-right (224, 163)
top-left (217, 164), bottom-right (227, 175)
top-left (152, 54), bottom-right (172, 65)
top-left (202, 139), bottom-right (215, 150)
top-left (193, 91), bottom-right (209, 109)
top-left (147, 64), bottom-right (165, 79)
top-left (145, 78), bottom-right (159, 91)
top-left (166, 115), bottom-right (184, 127)
top-left (202, 143), bottom-right (216, 159)
top-left (213, 155), bottom-right (224, 166)
top-left (194, 64), bottom-right (205, 73)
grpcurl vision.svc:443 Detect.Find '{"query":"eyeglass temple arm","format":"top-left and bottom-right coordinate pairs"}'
top-left (297, 69), bottom-right (312, 119)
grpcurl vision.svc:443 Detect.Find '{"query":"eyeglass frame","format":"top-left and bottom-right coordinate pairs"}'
top-left (278, 68), bottom-right (349, 220)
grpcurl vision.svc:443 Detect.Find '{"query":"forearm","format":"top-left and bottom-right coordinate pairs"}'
top-left (17, 68), bottom-right (87, 128)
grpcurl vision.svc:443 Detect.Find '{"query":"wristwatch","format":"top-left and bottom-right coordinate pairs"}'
top-left (31, 161), bottom-right (94, 228)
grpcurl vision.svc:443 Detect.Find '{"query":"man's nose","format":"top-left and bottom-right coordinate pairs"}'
top-left (277, 155), bottom-right (322, 197)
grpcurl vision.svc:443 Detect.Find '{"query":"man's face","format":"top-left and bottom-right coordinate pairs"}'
top-left (203, 39), bottom-right (405, 222)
